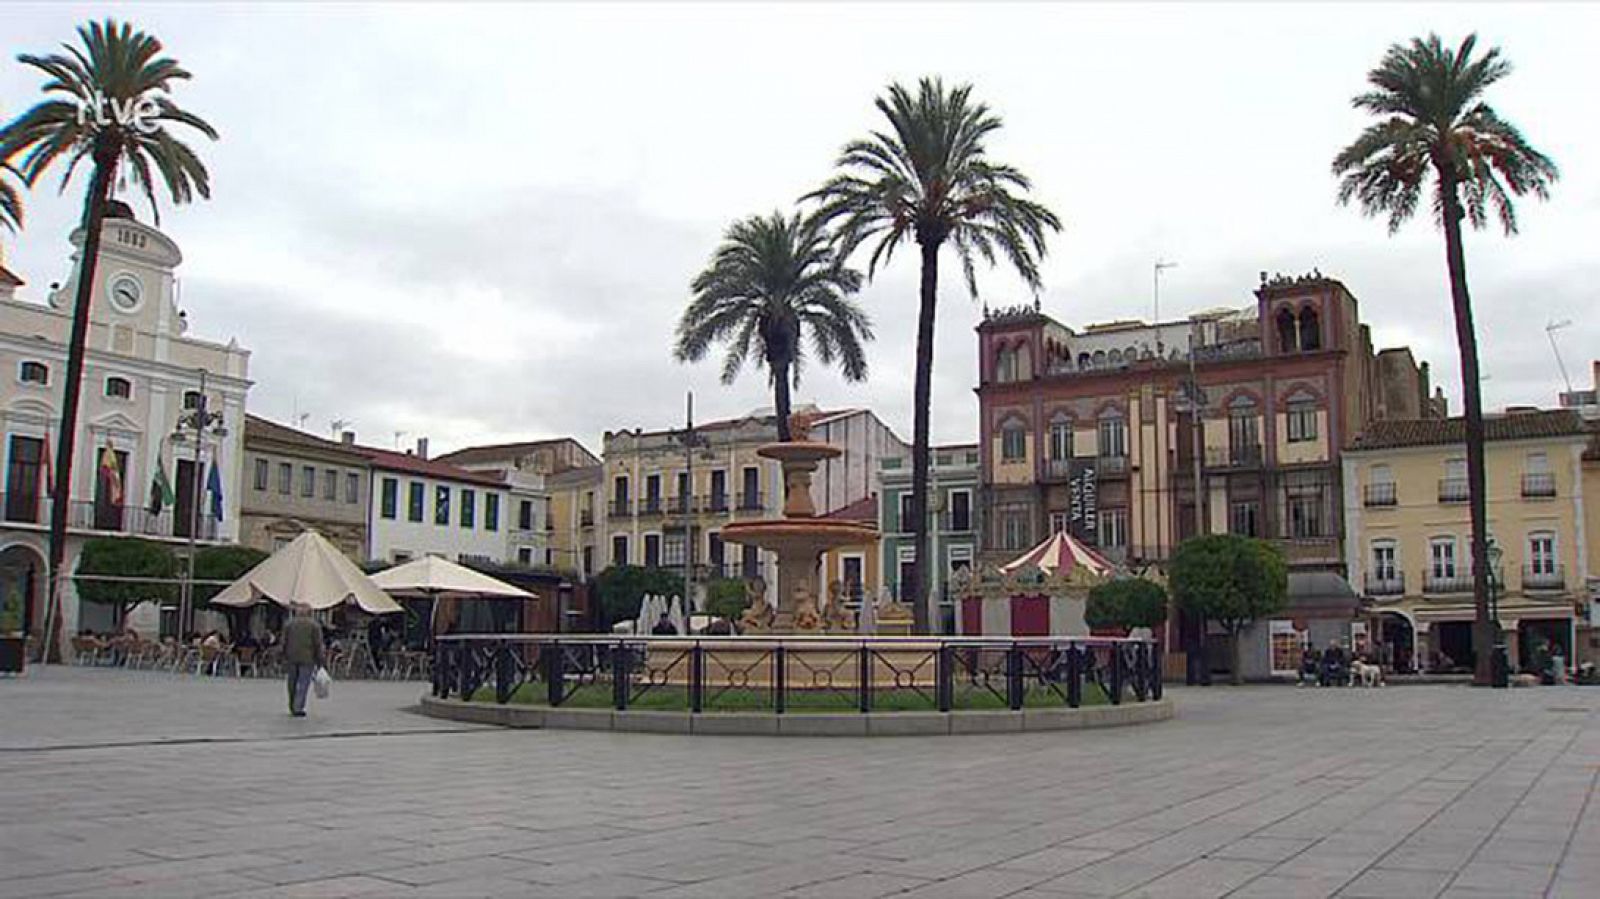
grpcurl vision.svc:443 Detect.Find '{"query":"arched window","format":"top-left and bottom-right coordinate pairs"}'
top-left (19, 361), bottom-right (49, 385)
top-left (995, 346), bottom-right (1017, 383)
top-left (1125, 346), bottom-right (1137, 363)
top-left (1077, 352), bottom-right (1091, 370)
top-left (1107, 349), bottom-right (1122, 365)
top-left (1298, 307), bottom-right (1321, 351)
top-left (1000, 422), bottom-right (1027, 462)
top-left (1014, 343), bottom-right (1032, 380)
top-left (1276, 308), bottom-right (1298, 353)
top-left (1092, 349), bottom-right (1107, 367)
top-left (104, 376), bottom-right (132, 399)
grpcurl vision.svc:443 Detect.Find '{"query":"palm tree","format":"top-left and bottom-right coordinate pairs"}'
top-left (1334, 34), bottom-right (1557, 686)
top-left (1, 19), bottom-right (217, 660)
top-left (675, 210), bottom-right (872, 442)
top-left (0, 160), bottom-right (21, 234)
top-left (807, 77), bottom-right (1061, 633)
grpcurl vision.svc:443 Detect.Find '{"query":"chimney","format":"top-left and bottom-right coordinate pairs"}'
top-left (415, 437), bottom-right (429, 460)
top-left (341, 431), bottom-right (355, 445)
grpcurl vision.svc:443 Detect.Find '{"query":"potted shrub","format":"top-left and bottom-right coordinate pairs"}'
top-left (0, 583), bottom-right (25, 675)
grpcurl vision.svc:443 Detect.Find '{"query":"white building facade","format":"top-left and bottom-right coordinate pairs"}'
top-left (1, 205), bottom-right (251, 644)
top-left (362, 443), bottom-right (514, 565)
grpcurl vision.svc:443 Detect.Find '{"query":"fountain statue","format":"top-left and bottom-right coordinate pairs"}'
top-left (722, 414), bottom-right (880, 633)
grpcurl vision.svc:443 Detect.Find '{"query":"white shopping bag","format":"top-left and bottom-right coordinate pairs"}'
top-left (312, 666), bottom-right (332, 699)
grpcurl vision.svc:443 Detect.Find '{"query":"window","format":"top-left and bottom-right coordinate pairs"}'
top-left (104, 376), bottom-right (132, 399)
top-left (1049, 421), bottom-right (1073, 461)
top-left (1365, 464), bottom-right (1396, 506)
top-left (345, 473), bottom-right (359, 504)
top-left (950, 489), bottom-right (971, 532)
top-left (742, 544), bottom-right (760, 580)
top-left (323, 469), bottom-right (337, 501)
top-left (1099, 508), bottom-right (1128, 548)
top-left (518, 499), bottom-right (533, 531)
top-left (435, 486), bottom-right (451, 525)
top-left (278, 463), bottom-right (292, 495)
top-left (408, 482), bottom-right (424, 522)
top-left (995, 346), bottom-right (1018, 383)
top-left (253, 459), bottom-right (269, 491)
top-left (1371, 540), bottom-right (1398, 581)
top-left (4, 435), bottom-right (45, 523)
top-left (1229, 501), bottom-right (1259, 537)
top-left (996, 504), bottom-right (1031, 551)
top-left (1228, 409), bottom-right (1260, 459)
top-left (1286, 402), bottom-right (1317, 443)
top-left (1276, 308), bottom-right (1297, 353)
top-left (741, 466), bottom-right (760, 508)
top-left (518, 547), bottom-right (533, 566)
top-left (1528, 532), bottom-right (1557, 576)
top-left (675, 471), bottom-right (689, 511)
top-left (1298, 308), bottom-right (1321, 351)
top-left (1001, 424), bottom-right (1026, 462)
top-left (485, 493), bottom-right (499, 531)
top-left (1048, 511), bottom-right (1069, 535)
top-left (663, 532), bottom-right (686, 567)
top-left (582, 546), bottom-right (593, 576)
top-left (182, 390), bottom-right (203, 410)
top-left (709, 470), bottom-right (728, 510)
top-left (899, 493), bottom-right (915, 531)
top-left (613, 475), bottom-right (630, 508)
top-left (708, 532), bottom-right (725, 571)
top-left (645, 474), bottom-right (661, 510)
top-left (1097, 416), bottom-right (1127, 458)
top-left (613, 534), bottom-right (629, 565)
top-left (380, 478), bottom-right (398, 519)
top-left (644, 534), bottom-right (661, 567)
top-left (1430, 538), bottom-right (1457, 579)
top-left (1284, 472), bottom-right (1327, 538)
top-left (301, 466), bottom-right (316, 498)
top-left (19, 361), bottom-right (49, 385)
top-left (460, 489), bottom-right (476, 528)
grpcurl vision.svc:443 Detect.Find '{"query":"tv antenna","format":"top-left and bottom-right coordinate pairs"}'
top-left (1154, 259), bottom-right (1177, 354)
top-left (330, 418), bottom-right (351, 439)
top-left (1545, 319), bottom-right (1574, 394)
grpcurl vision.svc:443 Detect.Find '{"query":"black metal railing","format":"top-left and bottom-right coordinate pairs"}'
top-left (1044, 458), bottom-right (1074, 481)
top-left (1364, 572), bottom-right (1405, 596)
top-left (608, 499), bottom-right (631, 518)
top-left (1437, 478), bottom-right (1469, 503)
top-left (1097, 455), bottom-right (1128, 475)
top-left (1521, 472), bottom-right (1556, 498)
top-left (705, 493), bottom-right (729, 513)
top-left (433, 634), bottom-right (1163, 714)
top-left (2, 492), bottom-right (220, 540)
top-left (640, 497), bottom-right (663, 515)
top-left (1423, 571), bottom-right (1473, 595)
top-left (737, 491), bottom-right (765, 511)
top-left (579, 509), bottom-right (595, 527)
top-left (1363, 482), bottom-right (1397, 507)
top-left (1205, 443), bottom-right (1262, 468)
top-left (1522, 563), bottom-right (1565, 591)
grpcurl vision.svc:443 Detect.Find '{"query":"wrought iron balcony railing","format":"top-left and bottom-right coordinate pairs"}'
top-left (1363, 482), bottom-right (1397, 507)
top-left (1521, 472), bottom-right (1556, 498)
top-left (1437, 478), bottom-right (1469, 504)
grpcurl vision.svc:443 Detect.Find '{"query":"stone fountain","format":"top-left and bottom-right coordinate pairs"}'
top-left (721, 420), bottom-right (880, 633)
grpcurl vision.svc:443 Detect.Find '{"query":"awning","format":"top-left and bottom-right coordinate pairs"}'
top-left (1000, 531), bottom-right (1115, 577)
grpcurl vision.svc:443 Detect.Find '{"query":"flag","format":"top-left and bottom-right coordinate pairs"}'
top-left (99, 446), bottom-right (124, 507)
top-left (206, 458), bottom-right (224, 523)
top-left (148, 455), bottom-right (176, 515)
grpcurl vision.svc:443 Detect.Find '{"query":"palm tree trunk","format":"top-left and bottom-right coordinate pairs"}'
top-left (43, 154), bottom-right (117, 664)
top-left (1439, 168), bottom-right (1494, 688)
top-left (773, 360), bottom-right (793, 442)
top-left (909, 241), bottom-right (939, 634)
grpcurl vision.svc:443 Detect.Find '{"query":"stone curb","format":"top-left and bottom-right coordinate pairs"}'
top-left (420, 695), bottom-right (1174, 736)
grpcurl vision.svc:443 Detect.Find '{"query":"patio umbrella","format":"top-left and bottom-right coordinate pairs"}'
top-left (1000, 531), bottom-right (1116, 578)
top-left (369, 555), bottom-right (534, 637)
top-left (211, 531), bottom-right (401, 615)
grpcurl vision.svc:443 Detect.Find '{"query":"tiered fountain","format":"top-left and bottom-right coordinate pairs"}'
top-left (720, 420), bottom-right (883, 633)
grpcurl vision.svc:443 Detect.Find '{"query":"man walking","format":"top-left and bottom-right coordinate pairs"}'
top-left (282, 603), bottom-right (325, 717)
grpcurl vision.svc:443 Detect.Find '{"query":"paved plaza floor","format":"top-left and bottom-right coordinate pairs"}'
top-left (1, 668), bottom-right (1596, 898)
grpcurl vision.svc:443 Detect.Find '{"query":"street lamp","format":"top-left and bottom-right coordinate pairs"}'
top-left (1487, 537), bottom-right (1508, 688)
top-left (172, 370), bottom-right (226, 639)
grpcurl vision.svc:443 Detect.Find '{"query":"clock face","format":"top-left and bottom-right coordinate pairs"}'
top-left (108, 274), bottom-right (142, 312)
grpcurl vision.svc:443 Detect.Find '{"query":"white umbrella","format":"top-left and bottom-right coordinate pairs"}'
top-left (211, 531), bottom-right (400, 615)
top-left (371, 555), bottom-right (534, 637)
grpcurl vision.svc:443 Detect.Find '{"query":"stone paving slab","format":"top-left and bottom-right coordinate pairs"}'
top-left (1, 668), bottom-right (1598, 898)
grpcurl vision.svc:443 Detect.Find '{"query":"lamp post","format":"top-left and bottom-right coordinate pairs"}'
top-left (1487, 537), bottom-right (1508, 688)
top-left (172, 370), bottom-right (226, 640)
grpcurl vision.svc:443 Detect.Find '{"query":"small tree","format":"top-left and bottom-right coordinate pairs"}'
top-left (592, 565), bottom-right (685, 628)
top-left (1085, 578), bottom-right (1168, 633)
top-left (74, 537), bottom-right (177, 625)
top-left (704, 578), bottom-right (748, 622)
top-left (1170, 535), bottom-right (1287, 685)
top-left (190, 545), bottom-right (269, 607)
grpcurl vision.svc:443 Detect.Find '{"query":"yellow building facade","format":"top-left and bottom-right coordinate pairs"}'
top-left (1342, 410), bottom-right (1593, 673)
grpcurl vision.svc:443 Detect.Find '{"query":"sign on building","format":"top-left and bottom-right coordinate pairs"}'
top-left (1068, 461), bottom-right (1098, 544)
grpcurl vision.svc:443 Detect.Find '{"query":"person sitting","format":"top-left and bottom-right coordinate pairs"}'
top-left (1319, 640), bottom-right (1348, 687)
top-left (650, 612), bottom-right (677, 636)
top-left (1297, 647), bottom-right (1320, 687)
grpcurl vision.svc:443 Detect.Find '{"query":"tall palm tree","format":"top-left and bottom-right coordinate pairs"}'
top-left (1334, 34), bottom-right (1556, 686)
top-left (0, 160), bottom-right (21, 234)
top-left (675, 210), bottom-right (872, 442)
top-left (1, 19), bottom-right (217, 660)
top-left (807, 77), bottom-right (1061, 633)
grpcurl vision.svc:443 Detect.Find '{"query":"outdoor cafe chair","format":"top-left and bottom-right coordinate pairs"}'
top-left (233, 646), bottom-right (260, 678)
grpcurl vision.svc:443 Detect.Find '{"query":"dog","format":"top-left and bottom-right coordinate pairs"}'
top-left (1348, 659), bottom-right (1385, 688)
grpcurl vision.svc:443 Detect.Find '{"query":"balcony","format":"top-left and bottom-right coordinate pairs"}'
top-left (639, 497), bottom-right (663, 515)
top-left (668, 495), bottom-right (695, 515)
top-left (1364, 572), bottom-right (1405, 597)
top-left (608, 499), bottom-right (631, 519)
top-left (1097, 454), bottom-right (1129, 477)
top-left (1521, 472), bottom-right (1556, 498)
top-left (1437, 478), bottom-right (1469, 504)
top-left (736, 491), bottom-right (765, 512)
top-left (3, 493), bottom-right (220, 541)
top-left (1044, 458), bottom-right (1074, 481)
top-left (705, 493), bottom-right (730, 514)
top-left (1273, 536), bottom-right (1341, 566)
top-left (1422, 571), bottom-right (1473, 595)
top-left (1522, 563), bottom-right (1566, 592)
top-left (1363, 482), bottom-right (1397, 507)
top-left (1205, 443), bottom-right (1263, 469)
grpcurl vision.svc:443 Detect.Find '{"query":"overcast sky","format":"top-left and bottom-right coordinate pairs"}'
top-left (4, 2), bottom-right (1597, 456)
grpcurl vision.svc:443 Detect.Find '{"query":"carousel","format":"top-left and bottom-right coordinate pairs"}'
top-left (953, 531), bottom-right (1117, 636)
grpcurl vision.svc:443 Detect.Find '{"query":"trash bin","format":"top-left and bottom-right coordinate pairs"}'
top-left (1491, 643), bottom-right (1510, 688)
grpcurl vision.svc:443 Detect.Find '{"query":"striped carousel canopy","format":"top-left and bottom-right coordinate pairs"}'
top-left (999, 531), bottom-right (1116, 577)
